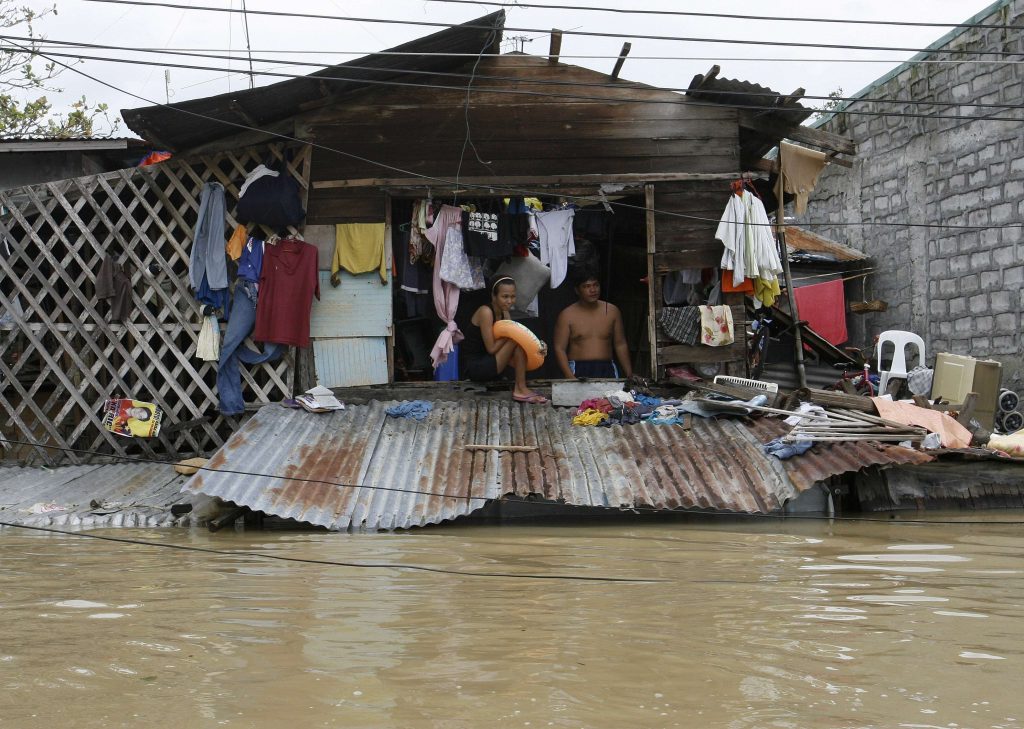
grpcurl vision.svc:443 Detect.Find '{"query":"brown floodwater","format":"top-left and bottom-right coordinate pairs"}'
top-left (1, 515), bottom-right (1022, 728)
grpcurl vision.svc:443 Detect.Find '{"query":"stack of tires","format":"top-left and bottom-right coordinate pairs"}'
top-left (995, 389), bottom-right (1023, 434)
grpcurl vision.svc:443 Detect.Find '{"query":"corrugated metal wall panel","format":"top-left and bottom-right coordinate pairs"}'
top-left (309, 270), bottom-right (392, 338)
top-left (312, 338), bottom-right (389, 388)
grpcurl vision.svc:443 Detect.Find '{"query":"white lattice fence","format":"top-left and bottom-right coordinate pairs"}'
top-left (0, 142), bottom-right (311, 465)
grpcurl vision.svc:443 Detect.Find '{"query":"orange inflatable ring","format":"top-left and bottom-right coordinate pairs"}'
top-left (493, 320), bottom-right (546, 371)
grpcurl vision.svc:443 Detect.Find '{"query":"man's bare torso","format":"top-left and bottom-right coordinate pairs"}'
top-left (563, 301), bottom-right (618, 361)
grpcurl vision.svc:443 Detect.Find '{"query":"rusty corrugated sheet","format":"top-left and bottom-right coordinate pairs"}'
top-left (184, 400), bottom-right (936, 531)
top-left (0, 462), bottom-right (202, 528)
top-left (749, 419), bottom-right (934, 491)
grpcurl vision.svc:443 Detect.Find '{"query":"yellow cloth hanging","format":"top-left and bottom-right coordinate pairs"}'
top-left (754, 277), bottom-right (782, 307)
top-left (225, 224), bottom-right (247, 261)
top-left (331, 223), bottom-right (387, 287)
top-left (572, 408), bottom-right (609, 426)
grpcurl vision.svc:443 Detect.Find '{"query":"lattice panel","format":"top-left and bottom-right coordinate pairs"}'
top-left (0, 142), bottom-right (311, 465)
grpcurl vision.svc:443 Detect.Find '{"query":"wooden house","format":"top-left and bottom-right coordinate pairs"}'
top-left (0, 11), bottom-right (853, 465)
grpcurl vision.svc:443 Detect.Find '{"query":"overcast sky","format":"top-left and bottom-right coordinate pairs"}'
top-left (17, 0), bottom-right (1004, 134)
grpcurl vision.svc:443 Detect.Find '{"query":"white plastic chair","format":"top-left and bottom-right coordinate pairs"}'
top-left (876, 330), bottom-right (926, 395)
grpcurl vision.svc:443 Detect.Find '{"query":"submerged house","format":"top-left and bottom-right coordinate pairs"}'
top-left (6, 12), bottom-right (957, 529)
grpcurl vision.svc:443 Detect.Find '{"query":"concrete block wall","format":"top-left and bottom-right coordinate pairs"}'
top-left (804, 0), bottom-right (1024, 383)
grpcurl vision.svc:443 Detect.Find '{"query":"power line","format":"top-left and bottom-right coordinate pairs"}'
top-left (28, 42), bottom-right (1024, 65)
top-left (5, 40), bottom-right (1024, 126)
top-left (0, 521), bottom-right (659, 582)
top-left (8, 34), bottom-right (1024, 112)
top-left (423, 0), bottom-right (1024, 32)
top-left (6, 37), bottom-right (1021, 234)
top-left (81, 0), bottom-right (1024, 58)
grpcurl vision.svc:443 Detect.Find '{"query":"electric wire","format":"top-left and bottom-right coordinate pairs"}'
top-left (7, 34), bottom-right (1024, 112)
top-left (3, 41), bottom-right (1022, 126)
top-left (3, 38), bottom-right (1021, 237)
top-left (0, 521), bottom-right (660, 582)
top-left (421, 0), bottom-right (1024, 32)
top-left (25, 41), bottom-right (1024, 64)
top-left (81, 0), bottom-right (1024, 58)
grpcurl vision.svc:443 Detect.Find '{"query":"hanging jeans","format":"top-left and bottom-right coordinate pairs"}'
top-left (217, 280), bottom-right (283, 415)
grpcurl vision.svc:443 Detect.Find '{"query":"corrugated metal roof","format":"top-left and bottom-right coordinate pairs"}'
top-left (122, 11), bottom-right (505, 152)
top-left (184, 400), bottom-right (930, 531)
top-left (0, 463), bottom-right (202, 528)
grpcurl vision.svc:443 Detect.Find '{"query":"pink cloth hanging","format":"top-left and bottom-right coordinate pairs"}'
top-left (792, 279), bottom-right (847, 346)
top-left (425, 204), bottom-right (465, 368)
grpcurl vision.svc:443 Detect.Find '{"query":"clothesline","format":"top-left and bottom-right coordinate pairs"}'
top-left (787, 268), bottom-right (876, 283)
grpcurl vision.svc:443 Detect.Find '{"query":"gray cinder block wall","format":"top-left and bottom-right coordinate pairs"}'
top-left (804, 0), bottom-right (1024, 383)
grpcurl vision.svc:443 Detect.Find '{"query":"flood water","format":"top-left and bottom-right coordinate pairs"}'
top-left (1, 516), bottom-right (1022, 728)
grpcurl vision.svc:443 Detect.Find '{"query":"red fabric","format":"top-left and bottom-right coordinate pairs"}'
top-left (793, 279), bottom-right (847, 345)
top-left (253, 238), bottom-right (320, 348)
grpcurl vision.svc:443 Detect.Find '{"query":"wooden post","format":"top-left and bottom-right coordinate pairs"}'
top-left (611, 42), bottom-right (631, 79)
top-left (548, 29), bottom-right (563, 63)
top-left (776, 169), bottom-right (807, 389)
top-left (644, 183), bottom-right (658, 381)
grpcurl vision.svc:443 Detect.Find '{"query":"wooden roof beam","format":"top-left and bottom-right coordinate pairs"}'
top-left (739, 110), bottom-right (856, 156)
top-left (611, 42), bottom-right (631, 79)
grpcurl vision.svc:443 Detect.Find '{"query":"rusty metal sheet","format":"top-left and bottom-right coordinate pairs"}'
top-left (749, 418), bottom-right (934, 491)
top-left (0, 462), bottom-right (196, 528)
top-left (185, 402), bottom-right (860, 531)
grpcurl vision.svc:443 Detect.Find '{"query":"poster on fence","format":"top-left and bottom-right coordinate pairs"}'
top-left (102, 398), bottom-right (163, 438)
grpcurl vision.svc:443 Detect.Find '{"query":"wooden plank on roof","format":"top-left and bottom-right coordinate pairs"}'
top-left (611, 43), bottom-right (631, 79)
top-left (738, 111), bottom-right (856, 156)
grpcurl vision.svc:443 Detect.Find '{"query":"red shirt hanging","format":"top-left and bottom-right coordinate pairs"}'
top-left (253, 237), bottom-right (320, 348)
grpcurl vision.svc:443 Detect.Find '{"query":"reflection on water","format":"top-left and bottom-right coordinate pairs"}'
top-left (1, 516), bottom-right (1022, 728)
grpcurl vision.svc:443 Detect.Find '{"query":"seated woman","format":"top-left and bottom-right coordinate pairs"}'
top-left (461, 276), bottom-right (548, 404)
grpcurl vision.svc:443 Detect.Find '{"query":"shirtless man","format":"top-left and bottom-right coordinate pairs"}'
top-left (553, 271), bottom-right (632, 380)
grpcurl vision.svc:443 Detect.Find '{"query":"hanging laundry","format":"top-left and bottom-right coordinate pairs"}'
top-left (252, 237), bottom-right (319, 348)
top-left (408, 200), bottom-right (434, 266)
top-left (331, 223), bottom-right (387, 287)
top-left (462, 200), bottom-right (511, 258)
top-left (190, 181), bottom-right (228, 294)
top-left (216, 280), bottom-right (282, 416)
top-left (662, 269), bottom-right (702, 305)
top-left (226, 224), bottom-right (247, 262)
top-left (236, 163), bottom-right (305, 230)
top-left (236, 236), bottom-right (265, 284)
top-left (792, 279), bottom-right (847, 346)
top-left (424, 204), bottom-right (465, 368)
top-left (237, 163), bottom-right (279, 198)
top-left (715, 189), bottom-right (783, 307)
top-left (699, 305), bottom-right (734, 347)
top-left (438, 226), bottom-right (485, 291)
top-left (96, 255), bottom-right (132, 322)
top-left (780, 141), bottom-right (828, 215)
top-left (659, 306), bottom-right (701, 346)
top-left (196, 315), bottom-right (221, 361)
top-left (535, 208), bottom-right (576, 288)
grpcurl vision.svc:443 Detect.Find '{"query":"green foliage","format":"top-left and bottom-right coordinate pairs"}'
top-left (813, 87), bottom-right (845, 122)
top-left (0, 2), bottom-right (117, 138)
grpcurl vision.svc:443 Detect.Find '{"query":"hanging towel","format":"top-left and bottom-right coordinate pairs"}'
top-left (699, 305), bottom-right (734, 347)
top-left (197, 315), bottom-right (221, 361)
top-left (424, 204), bottom-right (465, 368)
top-left (535, 208), bottom-right (576, 288)
top-left (792, 279), bottom-right (847, 346)
top-left (780, 142), bottom-right (828, 215)
top-left (331, 223), bottom-right (387, 286)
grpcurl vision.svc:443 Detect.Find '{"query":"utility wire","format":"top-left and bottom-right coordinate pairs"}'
top-left (6, 34), bottom-right (1024, 112)
top-left (422, 0), bottom-right (1024, 32)
top-left (0, 521), bottom-right (659, 582)
top-left (81, 0), bottom-right (1024, 58)
top-left (4, 41), bottom-right (1023, 126)
top-left (25, 41), bottom-right (1024, 64)
top-left (5, 37), bottom-right (1021, 235)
